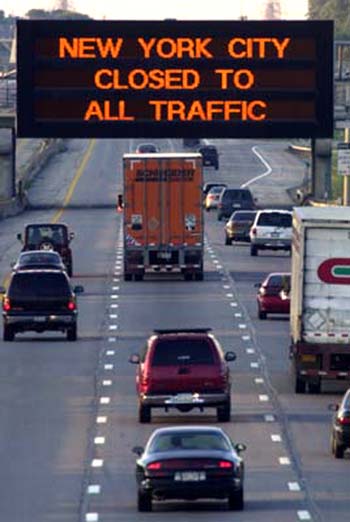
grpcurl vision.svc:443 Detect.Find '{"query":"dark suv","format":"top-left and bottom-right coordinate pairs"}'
top-left (217, 189), bottom-right (256, 221)
top-left (129, 328), bottom-right (236, 423)
top-left (17, 223), bottom-right (74, 277)
top-left (198, 145), bottom-right (219, 170)
top-left (1, 270), bottom-right (83, 341)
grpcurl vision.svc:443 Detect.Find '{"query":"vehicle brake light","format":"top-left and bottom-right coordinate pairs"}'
top-left (219, 460), bottom-right (233, 469)
top-left (67, 300), bottom-right (76, 311)
top-left (251, 227), bottom-right (257, 235)
top-left (338, 416), bottom-right (350, 425)
top-left (147, 462), bottom-right (162, 470)
top-left (3, 297), bottom-right (11, 311)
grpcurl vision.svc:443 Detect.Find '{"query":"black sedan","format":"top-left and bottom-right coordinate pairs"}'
top-left (133, 425), bottom-right (246, 512)
top-left (329, 388), bottom-right (350, 458)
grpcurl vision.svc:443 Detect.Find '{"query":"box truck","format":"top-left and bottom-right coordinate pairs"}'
top-left (122, 152), bottom-right (203, 281)
top-left (290, 207), bottom-right (350, 393)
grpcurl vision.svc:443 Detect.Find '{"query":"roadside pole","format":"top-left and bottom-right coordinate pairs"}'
top-left (338, 136), bottom-right (350, 204)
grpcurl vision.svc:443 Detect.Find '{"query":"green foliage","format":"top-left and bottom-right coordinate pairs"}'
top-left (26, 9), bottom-right (91, 20)
top-left (308, 0), bottom-right (350, 39)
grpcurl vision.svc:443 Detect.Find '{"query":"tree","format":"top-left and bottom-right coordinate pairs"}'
top-left (308, 0), bottom-right (350, 39)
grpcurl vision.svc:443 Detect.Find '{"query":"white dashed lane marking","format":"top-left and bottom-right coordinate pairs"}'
top-left (91, 459), bottom-right (104, 468)
top-left (106, 350), bottom-right (115, 356)
top-left (94, 437), bottom-right (105, 445)
top-left (297, 511), bottom-right (311, 520)
top-left (102, 380), bottom-right (112, 386)
top-left (104, 364), bottom-right (114, 370)
top-left (288, 482), bottom-right (301, 492)
top-left (259, 394), bottom-right (269, 402)
top-left (271, 434), bottom-right (282, 442)
top-left (108, 337), bottom-right (116, 342)
top-left (109, 314), bottom-right (118, 319)
top-left (96, 416), bottom-right (107, 424)
top-left (86, 513), bottom-right (99, 522)
top-left (250, 362), bottom-right (259, 368)
top-left (264, 414), bottom-right (275, 422)
top-left (279, 457), bottom-right (291, 465)
top-left (87, 485), bottom-right (101, 494)
top-left (100, 397), bottom-right (110, 405)
top-left (255, 377), bottom-right (264, 383)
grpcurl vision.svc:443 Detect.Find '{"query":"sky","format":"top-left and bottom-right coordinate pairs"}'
top-left (2, 0), bottom-right (309, 21)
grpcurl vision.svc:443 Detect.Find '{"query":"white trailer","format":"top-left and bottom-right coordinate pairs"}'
top-left (290, 206), bottom-right (350, 393)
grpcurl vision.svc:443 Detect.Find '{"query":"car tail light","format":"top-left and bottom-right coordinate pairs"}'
top-left (147, 462), bottom-right (162, 470)
top-left (3, 297), bottom-right (11, 311)
top-left (251, 227), bottom-right (257, 235)
top-left (338, 415), bottom-right (350, 425)
top-left (67, 300), bottom-right (76, 311)
top-left (219, 460), bottom-right (233, 469)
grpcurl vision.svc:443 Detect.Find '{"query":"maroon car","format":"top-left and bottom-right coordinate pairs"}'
top-left (256, 273), bottom-right (291, 319)
top-left (129, 328), bottom-right (236, 423)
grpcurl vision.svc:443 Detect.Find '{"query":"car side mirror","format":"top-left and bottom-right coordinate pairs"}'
top-left (73, 285), bottom-right (84, 294)
top-left (0, 286), bottom-right (6, 294)
top-left (132, 446), bottom-right (144, 456)
top-left (225, 351), bottom-right (236, 362)
top-left (69, 232), bottom-right (75, 241)
top-left (129, 353), bottom-right (140, 364)
top-left (234, 443), bottom-right (246, 453)
top-left (17, 233), bottom-right (22, 242)
top-left (328, 404), bottom-right (339, 412)
top-left (254, 283), bottom-right (261, 288)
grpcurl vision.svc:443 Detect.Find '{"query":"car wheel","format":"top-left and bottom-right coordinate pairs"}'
top-left (250, 245), bottom-right (258, 256)
top-left (134, 273), bottom-right (144, 281)
top-left (258, 308), bottom-right (267, 320)
top-left (67, 264), bottom-right (73, 277)
top-left (137, 490), bottom-right (152, 512)
top-left (139, 404), bottom-right (151, 423)
top-left (217, 400), bottom-right (231, 422)
top-left (194, 271), bottom-right (204, 281)
top-left (67, 324), bottom-right (77, 341)
top-left (184, 272), bottom-right (193, 281)
top-left (225, 236), bottom-right (232, 246)
top-left (3, 325), bottom-right (15, 342)
top-left (124, 273), bottom-right (132, 281)
top-left (332, 435), bottom-right (345, 459)
top-left (295, 376), bottom-right (306, 394)
top-left (215, 163), bottom-right (219, 171)
top-left (228, 488), bottom-right (244, 510)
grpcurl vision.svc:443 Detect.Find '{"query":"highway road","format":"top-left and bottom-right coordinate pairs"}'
top-left (0, 138), bottom-right (348, 522)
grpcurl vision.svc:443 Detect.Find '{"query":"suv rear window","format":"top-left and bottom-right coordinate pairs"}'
top-left (222, 190), bottom-right (253, 202)
top-left (9, 272), bottom-right (71, 298)
top-left (257, 212), bottom-right (292, 227)
top-left (152, 339), bottom-right (215, 366)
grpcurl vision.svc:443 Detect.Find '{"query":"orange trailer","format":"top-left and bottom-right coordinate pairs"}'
top-left (123, 152), bottom-right (203, 281)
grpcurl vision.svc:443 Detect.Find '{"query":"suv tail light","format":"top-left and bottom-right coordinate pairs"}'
top-left (251, 227), bottom-right (257, 235)
top-left (67, 299), bottom-right (76, 311)
top-left (3, 297), bottom-right (11, 311)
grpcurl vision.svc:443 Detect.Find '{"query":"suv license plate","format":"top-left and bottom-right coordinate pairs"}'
top-left (34, 317), bottom-right (46, 322)
top-left (158, 252), bottom-right (171, 260)
top-left (271, 232), bottom-right (280, 237)
top-left (174, 471), bottom-right (206, 482)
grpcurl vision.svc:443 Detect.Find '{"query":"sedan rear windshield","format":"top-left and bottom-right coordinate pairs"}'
top-left (152, 339), bottom-right (215, 366)
top-left (9, 273), bottom-right (71, 298)
top-left (257, 213), bottom-right (292, 227)
top-left (149, 432), bottom-right (231, 453)
top-left (231, 212), bottom-right (256, 221)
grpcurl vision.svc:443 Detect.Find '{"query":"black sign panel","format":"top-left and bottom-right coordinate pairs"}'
top-left (17, 20), bottom-right (334, 138)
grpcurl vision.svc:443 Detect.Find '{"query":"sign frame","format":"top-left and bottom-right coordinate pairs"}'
top-left (17, 19), bottom-right (334, 139)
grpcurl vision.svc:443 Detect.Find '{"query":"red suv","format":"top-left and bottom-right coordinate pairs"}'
top-left (129, 328), bottom-right (236, 423)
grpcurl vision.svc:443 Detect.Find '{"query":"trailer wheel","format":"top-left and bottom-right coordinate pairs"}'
top-left (134, 273), bottom-right (144, 281)
top-left (295, 376), bottom-right (306, 394)
top-left (194, 271), bottom-right (204, 281)
top-left (184, 273), bottom-right (193, 281)
top-left (124, 273), bottom-right (132, 281)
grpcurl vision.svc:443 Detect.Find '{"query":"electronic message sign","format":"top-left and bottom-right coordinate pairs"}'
top-left (17, 20), bottom-right (333, 138)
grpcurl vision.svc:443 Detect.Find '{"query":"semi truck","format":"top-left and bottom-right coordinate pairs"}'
top-left (290, 207), bottom-right (350, 393)
top-left (122, 152), bottom-right (203, 281)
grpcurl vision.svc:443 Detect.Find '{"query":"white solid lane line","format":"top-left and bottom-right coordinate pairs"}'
top-left (241, 146), bottom-right (272, 188)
